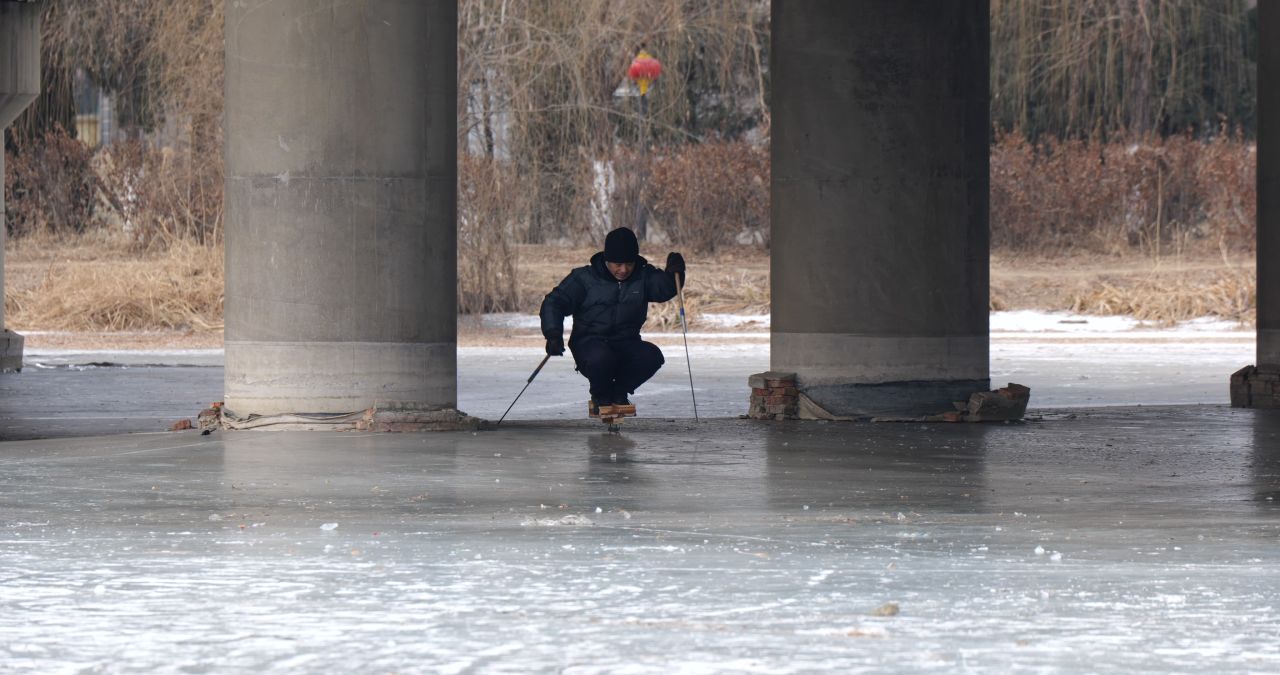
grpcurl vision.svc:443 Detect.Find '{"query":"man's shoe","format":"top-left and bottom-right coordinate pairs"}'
top-left (607, 392), bottom-right (635, 417)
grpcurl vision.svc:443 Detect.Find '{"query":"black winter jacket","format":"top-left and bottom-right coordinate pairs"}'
top-left (540, 252), bottom-right (678, 346)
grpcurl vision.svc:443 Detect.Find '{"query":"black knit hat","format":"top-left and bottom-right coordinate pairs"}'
top-left (603, 227), bottom-right (639, 263)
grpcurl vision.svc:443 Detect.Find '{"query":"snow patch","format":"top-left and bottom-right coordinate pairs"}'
top-left (990, 310), bottom-right (1249, 337)
top-left (699, 313), bottom-right (771, 329)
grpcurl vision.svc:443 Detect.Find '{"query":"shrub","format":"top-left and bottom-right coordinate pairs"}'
top-left (96, 137), bottom-right (224, 249)
top-left (4, 126), bottom-right (100, 237)
top-left (458, 154), bottom-right (522, 314)
top-left (990, 129), bottom-right (1256, 254)
top-left (646, 140), bottom-right (769, 254)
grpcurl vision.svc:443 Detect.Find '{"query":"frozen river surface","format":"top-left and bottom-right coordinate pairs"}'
top-left (0, 409), bottom-right (1278, 672)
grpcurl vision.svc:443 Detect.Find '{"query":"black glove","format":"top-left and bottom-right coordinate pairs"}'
top-left (666, 251), bottom-right (686, 287)
top-left (545, 337), bottom-right (565, 356)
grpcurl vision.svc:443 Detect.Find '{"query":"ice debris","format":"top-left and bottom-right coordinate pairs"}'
top-left (870, 602), bottom-right (900, 617)
top-left (320, 523), bottom-right (339, 531)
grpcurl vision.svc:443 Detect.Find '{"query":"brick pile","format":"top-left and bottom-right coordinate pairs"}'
top-left (1231, 365), bottom-right (1280, 408)
top-left (748, 371), bottom-right (798, 420)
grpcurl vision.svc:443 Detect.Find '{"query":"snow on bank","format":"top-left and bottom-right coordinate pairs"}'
top-left (990, 310), bottom-right (1247, 336)
top-left (700, 313), bottom-right (770, 328)
top-left (479, 310), bottom-right (1250, 336)
top-left (16, 311), bottom-right (1250, 371)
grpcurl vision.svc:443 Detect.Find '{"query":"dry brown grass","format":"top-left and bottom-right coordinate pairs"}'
top-left (992, 249), bottom-right (1256, 326)
top-left (5, 237), bottom-right (222, 332)
top-left (5, 238), bottom-right (1257, 341)
top-left (1068, 268), bottom-right (1255, 325)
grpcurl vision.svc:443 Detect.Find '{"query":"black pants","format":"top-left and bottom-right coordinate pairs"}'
top-left (570, 338), bottom-right (665, 404)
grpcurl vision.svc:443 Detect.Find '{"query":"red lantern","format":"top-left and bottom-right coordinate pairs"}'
top-left (627, 50), bottom-right (662, 96)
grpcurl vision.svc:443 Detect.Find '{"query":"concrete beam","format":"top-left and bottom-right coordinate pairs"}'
top-left (0, 0), bottom-right (41, 372)
top-left (223, 0), bottom-right (457, 416)
top-left (770, 0), bottom-right (990, 417)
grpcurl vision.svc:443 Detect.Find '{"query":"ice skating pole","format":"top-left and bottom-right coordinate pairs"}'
top-left (676, 276), bottom-right (699, 421)
top-left (496, 354), bottom-right (552, 427)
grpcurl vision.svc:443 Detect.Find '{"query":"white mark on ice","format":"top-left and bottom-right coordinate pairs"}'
top-left (320, 523), bottom-right (339, 531)
top-left (522, 515), bottom-right (593, 527)
top-left (807, 570), bottom-right (834, 587)
top-left (1034, 545), bottom-right (1046, 555)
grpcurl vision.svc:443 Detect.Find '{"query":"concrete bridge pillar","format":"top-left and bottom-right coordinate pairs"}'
top-left (0, 0), bottom-right (41, 372)
top-left (1234, 0), bottom-right (1280, 408)
top-left (224, 0), bottom-right (457, 417)
top-left (769, 0), bottom-right (990, 418)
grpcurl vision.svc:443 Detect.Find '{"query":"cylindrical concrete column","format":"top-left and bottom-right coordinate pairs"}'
top-left (770, 0), bottom-right (990, 418)
top-left (224, 0), bottom-right (457, 416)
top-left (1, 0), bottom-right (41, 372)
top-left (1260, 0), bottom-right (1280, 371)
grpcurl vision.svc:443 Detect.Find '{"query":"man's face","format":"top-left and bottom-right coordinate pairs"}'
top-left (606, 261), bottom-right (635, 281)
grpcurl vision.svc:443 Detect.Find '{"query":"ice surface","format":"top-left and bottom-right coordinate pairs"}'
top-left (0, 410), bottom-right (1277, 671)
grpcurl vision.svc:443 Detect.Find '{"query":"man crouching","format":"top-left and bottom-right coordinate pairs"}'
top-left (540, 227), bottom-right (686, 413)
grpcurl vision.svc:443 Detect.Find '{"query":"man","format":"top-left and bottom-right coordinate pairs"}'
top-left (540, 227), bottom-right (686, 411)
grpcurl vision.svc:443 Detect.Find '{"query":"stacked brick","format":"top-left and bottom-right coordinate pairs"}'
top-left (1231, 366), bottom-right (1280, 408)
top-left (748, 371), bottom-right (798, 420)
